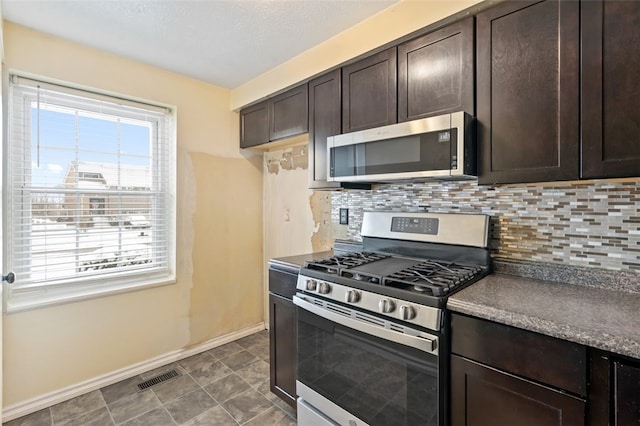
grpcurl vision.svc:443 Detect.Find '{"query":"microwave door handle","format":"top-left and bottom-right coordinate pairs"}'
top-left (354, 143), bottom-right (365, 176)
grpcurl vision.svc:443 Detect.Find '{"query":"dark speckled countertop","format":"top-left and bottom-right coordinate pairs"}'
top-left (268, 240), bottom-right (362, 272)
top-left (268, 251), bottom-right (333, 272)
top-left (448, 266), bottom-right (640, 360)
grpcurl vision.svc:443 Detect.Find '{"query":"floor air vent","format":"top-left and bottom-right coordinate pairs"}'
top-left (137, 369), bottom-right (180, 391)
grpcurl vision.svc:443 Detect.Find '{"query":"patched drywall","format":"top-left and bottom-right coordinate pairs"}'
top-left (189, 153), bottom-right (263, 344)
top-left (310, 190), bottom-right (333, 252)
top-left (265, 144), bottom-right (308, 174)
top-left (263, 143), bottom-right (331, 257)
top-left (263, 143), bottom-right (319, 322)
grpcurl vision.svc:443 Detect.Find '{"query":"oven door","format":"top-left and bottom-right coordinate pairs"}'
top-left (294, 293), bottom-right (440, 426)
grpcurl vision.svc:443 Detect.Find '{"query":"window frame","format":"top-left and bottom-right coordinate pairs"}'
top-left (4, 72), bottom-right (177, 312)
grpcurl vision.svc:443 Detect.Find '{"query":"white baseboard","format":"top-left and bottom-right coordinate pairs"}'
top-left (2, 322), bottom-right (266, 422)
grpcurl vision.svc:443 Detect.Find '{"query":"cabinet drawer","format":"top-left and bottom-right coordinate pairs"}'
top-left (268, 268), bottom-right (298, 299)
top-left (451, 314), bottom-right (587, 395)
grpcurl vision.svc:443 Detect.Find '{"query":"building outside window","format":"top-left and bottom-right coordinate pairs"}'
top-left (88, 197), bottom-right (105, 216)
top-left (4, 74), bottom-right (176, 311)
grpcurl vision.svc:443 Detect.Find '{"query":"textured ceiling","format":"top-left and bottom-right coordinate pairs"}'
top-left (2, 0), bottom-right (398, 89)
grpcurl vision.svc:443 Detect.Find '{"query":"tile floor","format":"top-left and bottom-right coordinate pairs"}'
top-left (6, 330), bottom-right (297, 426)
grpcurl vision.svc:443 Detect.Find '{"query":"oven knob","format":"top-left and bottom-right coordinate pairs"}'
top-left (400, 305), bottom-right (417, 321)
top-left (345, 290), bottom-right (360, 303)
top-left (318, 282), bottom-right (331, 294)
top-left (306, 279), bottom-right (317, 291)
top-left (378, 299), bottom-right (395, 313)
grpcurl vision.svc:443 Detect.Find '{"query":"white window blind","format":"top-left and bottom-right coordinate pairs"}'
top-left (5, 74), bottom-right (176, 311)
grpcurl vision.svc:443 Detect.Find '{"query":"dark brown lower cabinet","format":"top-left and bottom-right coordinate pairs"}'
top-left (268, 267), bottom-right (298, 410)
top-left (451, 355), bottom-right (585, 426)
top-left (587, 351), bottom-right (640, 425)
top-left (450, 313), bottom-right (587, 425)
top-left (614, 359), bottom-right (640, 425)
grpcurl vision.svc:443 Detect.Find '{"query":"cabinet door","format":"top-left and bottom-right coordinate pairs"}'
top-left (614, 359), bottom-right (640, 425)
top-left (588, 350), bottom-right (612, 426)
top-left (398, 17), bottom-right (474, 122)
top-left (477, 0), bottom-right (580, 185)
top-left (269, 84), bottom-right (308, 141)
top-left (451, 355), bottom-right (586, 426)
top-left (308, 69), bottom-right (341, 189)
top-left (451, 313), bottom-right (587, 396)
top-left (582, 1), bottom-right (640, 179)
top-left (269, 293), bottom-right (297, 409)
top-left (240, 100), bottom-right (269, 148)
top-left (342, 47), bottom-right (397, 133)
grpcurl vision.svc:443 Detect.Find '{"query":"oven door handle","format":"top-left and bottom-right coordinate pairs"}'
top-left (293, 295), bottom-right (438, 355)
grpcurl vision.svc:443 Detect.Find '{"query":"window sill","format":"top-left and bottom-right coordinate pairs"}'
top-left (5, 273), bottom-right (177, 313)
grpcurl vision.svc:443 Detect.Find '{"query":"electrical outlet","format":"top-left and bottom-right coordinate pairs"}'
top-left (284, 208), bottom-right (290, 222)
top-left (339, 208), bottom-right (349, 225)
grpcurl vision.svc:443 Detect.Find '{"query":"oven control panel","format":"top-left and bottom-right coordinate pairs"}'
top-left (297, 274), bottom-right (441, 331)
top-left (391, 216), bottom-right (439, 235)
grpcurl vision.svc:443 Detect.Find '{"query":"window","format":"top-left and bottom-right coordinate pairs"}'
top-left (5, 74), bottom-right (176, 311)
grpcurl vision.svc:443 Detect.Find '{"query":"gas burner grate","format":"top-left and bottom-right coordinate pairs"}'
top-left (305, 252), bottom-right (389, 275)
top-left (383, 261), bottom-right (483, 296)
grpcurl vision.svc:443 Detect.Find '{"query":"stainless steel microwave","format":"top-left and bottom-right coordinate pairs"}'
top-left (327, 111), bottom-right (476, 182)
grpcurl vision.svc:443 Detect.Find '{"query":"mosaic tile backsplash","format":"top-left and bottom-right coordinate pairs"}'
top-left (331, 179), bottom-right (640, 272)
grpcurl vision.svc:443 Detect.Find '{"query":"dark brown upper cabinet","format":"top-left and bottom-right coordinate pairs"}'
top-left (269, 84), bottom-right (308, 141)
top-left (239, 83), bottom-right (308, 148)
top-left (342, 47), bottom-right (397, 133)
top-left (308, 69), bottom-right (341, 189)
top-left (398, 17), bottom-right (474, 122)
top-left (582, 0), bottom-right (640, 179)
top-left (240, 100), bottom-right (269, 148)
top-left (477, 0), bottom-right (580, 185)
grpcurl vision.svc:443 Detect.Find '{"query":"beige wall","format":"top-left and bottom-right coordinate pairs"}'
top-left (3, 0), bottom-right (481, 410)
top-left (2, 22), bottom-right (263, 407)
top-left (231, 0), bottom-right (482, 110)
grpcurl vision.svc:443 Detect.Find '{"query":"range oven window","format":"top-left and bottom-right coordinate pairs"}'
top-left (297, 307), bottom-right (439, 425)
top-left (330, 129), bottom-right (458, 178)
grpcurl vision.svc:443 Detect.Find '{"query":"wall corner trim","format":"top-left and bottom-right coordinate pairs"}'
top-left (2, 322), bottom-right (266, 422)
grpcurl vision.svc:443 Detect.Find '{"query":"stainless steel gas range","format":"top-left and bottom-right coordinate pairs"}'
top-left (293, 211), bottom-right (490, 426)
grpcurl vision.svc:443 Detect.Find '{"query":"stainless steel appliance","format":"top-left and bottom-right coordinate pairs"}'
top-left (326, 112), bottom-right (476, 183)
top-left (294, 211), bottom-right (490, 426)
